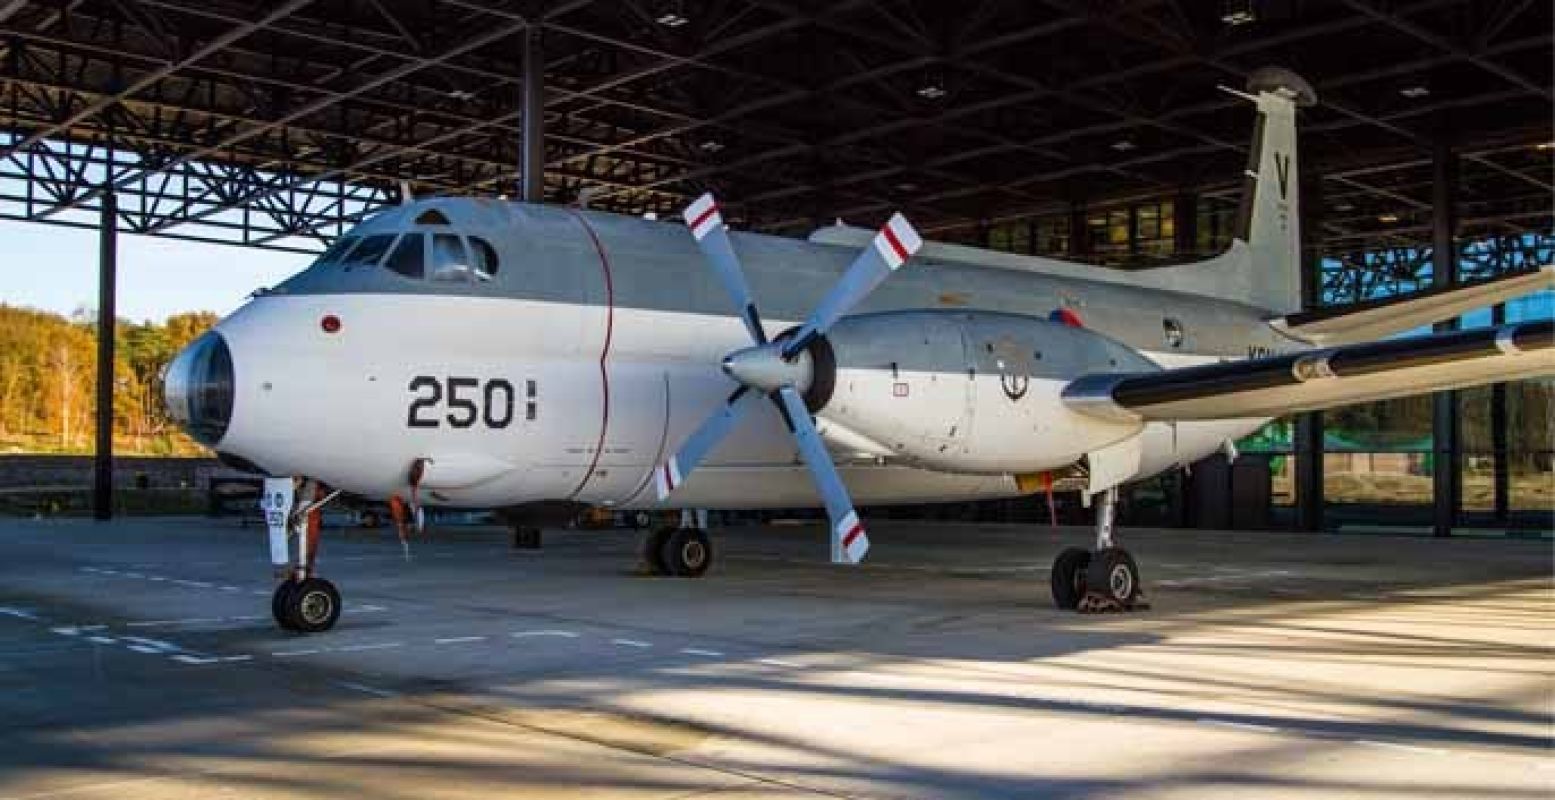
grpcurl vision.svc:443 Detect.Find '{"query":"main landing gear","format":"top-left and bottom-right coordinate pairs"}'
top-left (641, 509), bottom-right (713, 577)
top-left (262, 476), bottom-right (346, 633)
top-left (1050, 487), bottom-right (1147, 613)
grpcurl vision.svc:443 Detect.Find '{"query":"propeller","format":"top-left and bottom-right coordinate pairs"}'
top-left (655, 193), bottom-right (922, 564)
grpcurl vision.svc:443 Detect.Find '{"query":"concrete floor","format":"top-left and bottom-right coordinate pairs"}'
top-left (0, 516), bottom-right (1549, 799)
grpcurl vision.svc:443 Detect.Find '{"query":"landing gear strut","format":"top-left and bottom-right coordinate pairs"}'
top-left (641, 509), bottom-right (713, 577)
top-left (1050, 486), bottom-right (1146, 612)
top-left (262, 476), bottom-right (345, 633)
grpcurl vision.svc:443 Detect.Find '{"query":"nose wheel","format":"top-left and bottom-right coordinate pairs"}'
top-left (271, 577), bottom-right (341, 633)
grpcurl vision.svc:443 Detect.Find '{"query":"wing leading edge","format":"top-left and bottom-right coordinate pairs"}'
top-left (1269, 265), bottom-right (1552, 346)
top-left (1064, 319), bottom-right (1553, 423)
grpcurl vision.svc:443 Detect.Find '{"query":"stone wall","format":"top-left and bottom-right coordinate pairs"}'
top-left (0, 455), bottom-right (249, 491)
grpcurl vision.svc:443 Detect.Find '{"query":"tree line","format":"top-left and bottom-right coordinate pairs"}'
top-left (0, 304), bottom-right (217, 455)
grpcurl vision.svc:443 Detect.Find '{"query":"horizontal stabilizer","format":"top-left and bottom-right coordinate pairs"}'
top-left (1064, 319), bottom-right (1553, 422)
top-left (1270, 265), bottom-right (1553, 345)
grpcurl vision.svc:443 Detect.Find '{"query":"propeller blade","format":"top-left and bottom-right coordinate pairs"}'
top-left (773, 386), bottom-right (869, 564)
top-left (683, 193), bottom-right (767, 345)
top-left (781, 213), bottom-right (921, 359)
top-left (654, 387), bottom-right (764, 501)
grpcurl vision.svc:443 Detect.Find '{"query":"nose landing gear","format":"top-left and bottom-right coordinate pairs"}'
top-left (262, 476), bottom-right (346, 633)
top-left (1050, 487), bottom-right (1147, 613)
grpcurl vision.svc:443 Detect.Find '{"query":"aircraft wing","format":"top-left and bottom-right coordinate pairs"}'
top-left (1269, 265), bottom-right (1552, 346)
top-left (1063, 319), bottom-right (1553, 422)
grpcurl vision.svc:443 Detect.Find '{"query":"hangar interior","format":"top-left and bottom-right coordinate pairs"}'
top-left (0, 0), bottom-right (1549, 535)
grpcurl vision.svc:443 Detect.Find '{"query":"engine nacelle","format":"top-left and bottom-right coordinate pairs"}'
top-left (805, 310), bottom-right (1158, 475)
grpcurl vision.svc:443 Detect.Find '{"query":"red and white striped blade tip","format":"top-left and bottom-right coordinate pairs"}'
top-left (683, 193), bottom-right (722, 240)
top-left (872, 213), bottom-right (923, 270)
top-left (835, 512), bottom-right (870, 564)
top-left (654, 457), bottom-right (683, 501)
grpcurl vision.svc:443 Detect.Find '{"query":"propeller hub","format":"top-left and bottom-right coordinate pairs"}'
top-left (721, 343), bottom-right (812, 394)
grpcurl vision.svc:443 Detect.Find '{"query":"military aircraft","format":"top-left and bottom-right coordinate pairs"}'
top-left (163, 68), bottom-right (1553, 632)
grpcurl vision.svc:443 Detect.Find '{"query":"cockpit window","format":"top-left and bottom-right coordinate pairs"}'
top-left (428, 234), bottom-right (474, 282)
top-left (316, 236), bottom-right (358, 265)
top-left (416, 208), bottom-right (451, 225)
top-left (343, 234), bottom-right (395, 267)
top-left (470, 237), bottom-right (500, 278)
top-left (385, 233), bottom-right (425, 278)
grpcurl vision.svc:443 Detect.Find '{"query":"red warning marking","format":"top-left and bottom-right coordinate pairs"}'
top-left (1052, 308), bottom-right (1084, 328)
top-left (842, 523), bottom-right (865, 549)
top-left (690, 203), bottom-right (719, 236)
top-left (881, 223), bottom-right (910, 263)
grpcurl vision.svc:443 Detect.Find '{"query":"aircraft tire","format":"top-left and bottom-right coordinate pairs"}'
top-left (1084, 547), bottom-right (1141, 607)
top-left (512, 526), bottom-right (543, 549)
top-left (271, 581), bottom-right (301, 631)
top-left (284, 577), bottom-right (342, 633)
top-left (662, 528), bottom-right (713, 578)
top-left (1051, 547), bottom-right (1091, 610)
top-left (641, 527), bottom-right (674, 575)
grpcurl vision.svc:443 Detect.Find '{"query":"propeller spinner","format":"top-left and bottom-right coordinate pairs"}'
top-left (654, 193), bottom-right (923, 564)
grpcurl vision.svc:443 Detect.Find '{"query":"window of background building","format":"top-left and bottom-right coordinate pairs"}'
top-left (987, 221), bottom-right (1032, 255)
top-left (1035, 216), bottom-right (1070, 254)
top-left (1506, 292), bottom-right (1554, 520)
top-left (1136, 200), bottom-right (1175, 258)
top-left (1196, 200), bottom-right (1236, 254)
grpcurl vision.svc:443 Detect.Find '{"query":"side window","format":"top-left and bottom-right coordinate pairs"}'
top-left (469, 237), bottom-right (500, 280)
top-left (343, 234), bottom-right (395, 267)
top-left (385, 233), bottom-right (425, 279)
top-left (428, 234), bottom-right (472, 282)
top-left (316, 236), bottom-right (358, 266)
top-left (1163, 317), bottom-right (1185, 348)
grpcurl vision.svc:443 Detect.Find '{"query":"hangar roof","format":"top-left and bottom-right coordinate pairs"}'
top-left (0, 0), bottom-right (1549, 262)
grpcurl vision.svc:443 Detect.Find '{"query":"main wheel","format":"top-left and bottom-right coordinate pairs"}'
top-left (285, 577), bottom-right (342, 633)
top-left (1050, 547), bottom-right (1091, 610)
top-left (1084, 547), bottom-right (1141, 607)
top-left (512, 526), bottom-right (542, 549)
top-left (661, 528), bottom-right (713, 577)
top-left (641, 526), bottom-right (674, 575)
top-left (271, 581), bottom-right (301, 631)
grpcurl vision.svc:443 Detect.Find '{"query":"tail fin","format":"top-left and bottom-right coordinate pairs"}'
top-left (1225, 67), bottom-right (1315, 315)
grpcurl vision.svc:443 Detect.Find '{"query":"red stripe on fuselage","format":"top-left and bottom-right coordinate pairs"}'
top-left (564, 210), bottom-right (614, 501)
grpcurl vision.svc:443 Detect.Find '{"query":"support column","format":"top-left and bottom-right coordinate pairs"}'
top-left (519, 25), bottom-right (545, 203)
top-left (93, 190), bottom-right (117, 521)
top-left (1294, 414), bottom-right (1323, 532)
top-left (1294, 169), bottom-right (1324, 532)
top-left (1068, 201), bottom-right (1089, 258)
top-left (1431, 137), bottom-right (1460, 537)
top-left (1173, 191), bottom-right (1197, 258)
top-left (1491, 303), bottom-right (1509, 523)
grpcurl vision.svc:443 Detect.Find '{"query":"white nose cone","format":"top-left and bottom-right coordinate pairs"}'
top-left (722, 344), bottom-right (812, 393)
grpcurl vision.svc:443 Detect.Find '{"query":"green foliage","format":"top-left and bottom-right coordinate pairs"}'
top-left (0, 305), bottom-right (217, 455)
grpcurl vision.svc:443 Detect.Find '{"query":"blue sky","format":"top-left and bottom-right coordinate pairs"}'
top-left (1, 218), bottom-right (310, 323)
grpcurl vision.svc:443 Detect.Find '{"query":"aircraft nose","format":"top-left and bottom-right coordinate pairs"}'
top-left (164, 330), bottom-right (235, 447)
